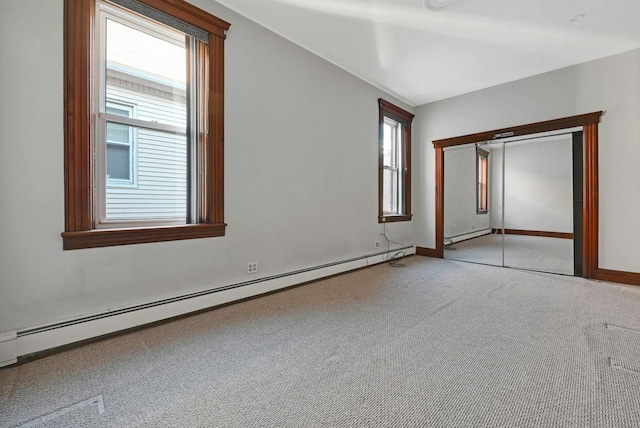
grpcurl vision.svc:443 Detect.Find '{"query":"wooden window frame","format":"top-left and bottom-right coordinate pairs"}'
top-left (476, 147), bottom-right (489, 214)
top-left (378, 99), bottom-right (414, 223)
top-left (62, 0), bottom-right (230, 250)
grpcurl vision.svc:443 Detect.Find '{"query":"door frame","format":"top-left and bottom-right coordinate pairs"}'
top-left (432, 111), bottom-right (603, 279)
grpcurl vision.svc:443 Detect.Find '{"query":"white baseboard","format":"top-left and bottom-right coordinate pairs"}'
top-left (12, 246), bottom-right (415, 362)
top-left (0, 330), bottom-right (17, 368)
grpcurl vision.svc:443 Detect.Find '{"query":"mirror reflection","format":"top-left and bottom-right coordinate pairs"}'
top-left (443, 142), bottom-right (503, 267)
top-left (503, 135), bottom-right (574, 275)
top-left (443, 133), bottom-right (575, 276)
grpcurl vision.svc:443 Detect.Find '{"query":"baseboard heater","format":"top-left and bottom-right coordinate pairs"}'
top-left (4, 246), bottom-right (414, 366)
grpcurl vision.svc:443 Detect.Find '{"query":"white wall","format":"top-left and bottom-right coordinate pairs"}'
top-left (414, 47), bottom-right (640, 273)
top-left (443, 145), bottom-right (490, 238)
top-left (0, 0), bottom-right (413, 333)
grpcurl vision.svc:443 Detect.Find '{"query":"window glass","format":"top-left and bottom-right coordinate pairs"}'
top-left (378, 99), bottom-right (413, 223)
top-left (383, 122), bottom-right (397, 167)
top-left (382, 118), bottom-right (402, 214)
top-left (105, 18), bottom-right (186, 128)
top-left (99, 5), bottom-right (195, 224)
top-left (383, 168), bottom-right (398, 213)
top-left (63, 0), bottom-right (230, 249)
top-left (106, 103), bottom-right (134, 183)
top-left (105, 125), bottom-right (187, 221)
top-left (107, 142), bottom-right (131, 180)
top-left (477, 149), bottom-right (489, 213)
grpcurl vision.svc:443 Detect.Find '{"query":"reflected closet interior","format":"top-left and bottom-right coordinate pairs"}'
top-left (443, 130), bottom-right (582, 276)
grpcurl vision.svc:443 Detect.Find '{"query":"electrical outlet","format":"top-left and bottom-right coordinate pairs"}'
top-left (375, 241), bottom-right (380, 248)
top-left (247, 261), bottom-right (258, 274)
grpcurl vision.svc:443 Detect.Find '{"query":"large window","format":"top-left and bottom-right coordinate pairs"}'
top-left (476, 147), bottom-right (489, 214)
top-left (378, 99), bottom-right (414, 223)
top-left (63, 0), bottom-right (230, 250)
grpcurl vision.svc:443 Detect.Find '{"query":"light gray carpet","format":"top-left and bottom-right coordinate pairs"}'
top-left (2, 257), bottom-right (640, 427)
top-left (445, 234), bottom-right (574, 275)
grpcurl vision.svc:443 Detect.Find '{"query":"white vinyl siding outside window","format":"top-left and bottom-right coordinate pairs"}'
top-left (103, 75), bottom-right (188, 221)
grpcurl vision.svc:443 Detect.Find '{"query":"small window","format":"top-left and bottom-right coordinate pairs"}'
top-left (378, 99), bottom-right (414, 223)
top-left (477, 147), bottom-right (489, 214)
top-left (105, 102), bottom-right (135, 185)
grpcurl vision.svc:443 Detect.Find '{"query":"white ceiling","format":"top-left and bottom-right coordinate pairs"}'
top-left (214, 0), bottom-right (640, 107)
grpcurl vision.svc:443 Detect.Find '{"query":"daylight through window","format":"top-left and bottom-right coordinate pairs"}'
top-left (98, 7), bottom-right (193, 226)
top-left (477, 147), bottom-right (489, 214)
top-left (378, 99), bottom-right (414, 223)
top-left (62, 0), bottom-right (230, 249)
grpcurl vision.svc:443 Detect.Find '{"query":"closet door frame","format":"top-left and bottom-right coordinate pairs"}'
top-left (433, 111), bottom-right (603, 279)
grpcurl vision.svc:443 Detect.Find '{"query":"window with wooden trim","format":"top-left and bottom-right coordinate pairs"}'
top-left (476, 147), bottom-right (489, 214)
top-left (378, 99), bottom-right (413, 223)
top-left (63, 0), bottom-right (230, 250)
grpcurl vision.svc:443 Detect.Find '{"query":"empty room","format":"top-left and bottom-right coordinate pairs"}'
top-left (2, 0), bottom-right (640, 426)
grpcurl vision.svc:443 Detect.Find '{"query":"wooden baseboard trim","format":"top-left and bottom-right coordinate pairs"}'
top-left (491, 229), bottom-right (573, 240)
top-left (416, 247), bottom-right (439, 258)
top-left (596, 269), bottom-right (640, 286)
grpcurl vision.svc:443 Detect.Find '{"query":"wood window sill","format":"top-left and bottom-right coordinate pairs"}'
top-left (62, 223), bottom-right (226, 250)
top-left (379, 214), bottom-right (412, 223)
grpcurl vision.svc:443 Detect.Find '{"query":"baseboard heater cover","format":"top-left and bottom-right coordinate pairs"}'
top-left (13, 246), bottom-right (415, 360)
top-left (0, 330), bottom-right (17, 368)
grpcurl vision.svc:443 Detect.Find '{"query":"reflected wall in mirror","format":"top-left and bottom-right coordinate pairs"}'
top-left (443, 142), bottom-right (503, 267)
top-left (502, 135), bottom-right (574, 275)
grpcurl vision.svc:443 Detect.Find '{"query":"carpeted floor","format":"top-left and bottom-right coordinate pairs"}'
top-left (445, 234), bottom-right (574, 275)
top-left (2, 256), bottom-right (640, 427)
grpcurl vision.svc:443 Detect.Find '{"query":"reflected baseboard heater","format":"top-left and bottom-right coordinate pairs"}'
top-left (8, 246), bottom-right (415, 364)
top-left (445, 228), bottom-right (492, 245)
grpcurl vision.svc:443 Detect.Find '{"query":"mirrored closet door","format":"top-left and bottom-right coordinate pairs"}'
top-left (443, 132), bottom-right (578, 276)
top-left (502, 135), bottom-right (574, 275)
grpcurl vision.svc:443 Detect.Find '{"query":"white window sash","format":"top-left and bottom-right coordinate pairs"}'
top-left (95, 2), bottom-right (191, 228)
top-left (382, 117), bottom-right (404, 215)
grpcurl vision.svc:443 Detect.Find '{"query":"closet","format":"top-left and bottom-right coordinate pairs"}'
top-left (442, 131), bottom-right (582, 276)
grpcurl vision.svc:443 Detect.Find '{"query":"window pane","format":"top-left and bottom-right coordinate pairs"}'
top-left (106, 121), bottom-right (130, 144)
top-left (383, 168), bottom-right (398, 213)
top-left (106, 18), bottom-right (187, 128)
top-left (106, 125), bottom-right (187, 221)
top-left (477, 153), bottom-right (488, 211)
top-left (383, 117), bottom-right (403, 214)
top-left (383, 121), bottom-right (400, 168)
top-left (106, 105), bottom-right (129, 117)
top-left (383, 123), bottom-right (393, 167)
top-left (107, 143), bottom-right (131, 180)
